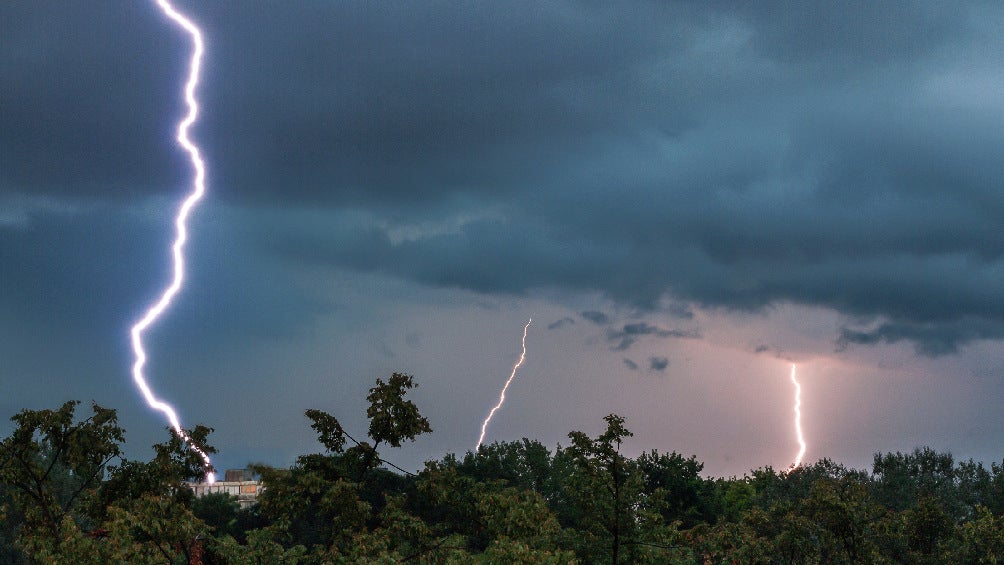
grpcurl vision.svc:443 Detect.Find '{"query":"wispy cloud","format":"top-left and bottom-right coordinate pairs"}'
top-left (648, 356), bottom-right (669, 372)
top-left (607, 323), bottom-right (700, 351)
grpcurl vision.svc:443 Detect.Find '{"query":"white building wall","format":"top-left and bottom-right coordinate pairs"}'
top-left (185, 480), bottom-right (262, 509)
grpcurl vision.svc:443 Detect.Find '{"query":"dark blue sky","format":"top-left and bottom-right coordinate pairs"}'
top-left (3, 1), bottom-right (1004, 477)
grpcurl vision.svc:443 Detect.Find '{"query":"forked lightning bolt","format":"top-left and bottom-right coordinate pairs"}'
top-left (130, 0), bottom-right (214, 482)
top-left (476, 319), bottom-right (531, 450)
top-left (789, 363), bottom-right (807, 470)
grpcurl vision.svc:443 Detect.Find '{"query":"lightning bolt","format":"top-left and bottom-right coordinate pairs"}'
top-left (788, 363), bottom-right (806, 470)
top-left (476, 318), bottom-right (531, 450)
top-left (129, 0), bottom-right (214, 483)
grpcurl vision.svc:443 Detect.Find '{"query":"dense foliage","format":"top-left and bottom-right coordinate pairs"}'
top-left (4, 374), bottom-right (1004, 563)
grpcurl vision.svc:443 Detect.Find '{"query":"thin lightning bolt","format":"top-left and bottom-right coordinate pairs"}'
top-left (130, 0), bottom-right (214, 483)
top-left (476, 319), bottom-right (531, 450)
top-left (789, 363), bottom-right (807, 470)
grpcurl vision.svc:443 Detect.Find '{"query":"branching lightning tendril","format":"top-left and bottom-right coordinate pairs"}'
top-left (476, 319), bottom-right (531, 450)
top-left (130, 0), bottom-right (214, 483)
top-left (789, 363), bottom-right (806, 470)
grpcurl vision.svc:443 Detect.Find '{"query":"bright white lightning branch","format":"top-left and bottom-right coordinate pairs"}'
top-left (789, 363), bottom-right (806, 470)
top-left (130, 0), bottom-right (214, 483)
top-left (476, 319), bottom-right (531, 450)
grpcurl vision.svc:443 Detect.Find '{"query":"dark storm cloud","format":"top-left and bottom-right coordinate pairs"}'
top-left (547, 317), bottom-right (575, 330)
top-left (648, 357), bottom-right (669, 372)
top-left (667, 303), bottom-right (694, 320)
top-left (837, 317), bottom-right (1004, 358)
top-left (0, 205), bottom-right (323, 353)
top-left (189, 1), bottom-right (687, 206)
top-left (4, 1), bottom-right (1004, 355)
top-left (723, 2), bottom-right (965, 63)
top-left (0, 3), bottom-right (193, 197)
top-left (623, 358), bottom-right (638, 371)
top-left (580, 311), bottom-right (610, 326)
top-left (606, 323), bottom-right (700, 352)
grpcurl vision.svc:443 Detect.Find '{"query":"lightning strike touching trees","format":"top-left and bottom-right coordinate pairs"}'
top-left (789, 363), bottom-right (807, 469)
top-left (475, 318), bottom-right (531, 450)
top-left (129, 0), bottom-right (214, 482)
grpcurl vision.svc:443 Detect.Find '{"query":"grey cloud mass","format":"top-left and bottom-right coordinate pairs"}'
top-left (4, 1), bottom-right (1004, 398)
top-left (648, 357), bottom-right (669, 372)
top-left (607, 323), bottom-right (700, 352)
top-left (580, 311), bottom-right (610, 325)
top-left (547, 317), bottom-right (575, 330)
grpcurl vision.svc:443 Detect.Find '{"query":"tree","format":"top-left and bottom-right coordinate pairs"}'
top-left (944, 505), bottom-right (1004, 563)
top-left (366, 373), bottom-right (432, 449)
top-left (637, 450), bottom-right (714, 528)
top-left (10, 390), bottom-right (1004, 563)
top-left (688, 509), bottom-right (774, 565)
top-left (802, 477), bottom-right (883, 563)
top-left (459, 439), bottom-right (555, 495)
top-left (213, 528), bottom-right (308, 564)
top-left (956, 458), bottom-right (1004, 518)
top-left (92, 422), bottom-right (216, 521)
top-left (559, 414), bottom-right (643, 564)
top-left (252, 373), bottom-right (432, 558)
top-left (0, 399), bottom-right (224, 563)
top-left (192, 491), bottom-right (241, 539)
top-left (872, 448), bottom-right (958, 515)
top-left (0, 401), bottom-right (123, 542)
top-left (0, 480), bottom-right (28, 564)
top-left (903, 495), bottom-right (954, 562)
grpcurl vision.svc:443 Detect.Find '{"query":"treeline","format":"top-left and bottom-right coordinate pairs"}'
top-left (3, 374), bottom-right (1004, 563)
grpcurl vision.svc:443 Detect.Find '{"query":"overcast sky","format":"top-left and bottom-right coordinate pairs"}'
top-left (4, 1), bottom-right (1004, 478)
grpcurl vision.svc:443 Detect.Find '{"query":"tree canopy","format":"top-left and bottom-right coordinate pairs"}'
top-left (3, 374), bottom-right (1004, 563)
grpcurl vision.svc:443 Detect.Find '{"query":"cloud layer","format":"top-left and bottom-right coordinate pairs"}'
top-left (4, 1), bottom-right (1004, 357)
